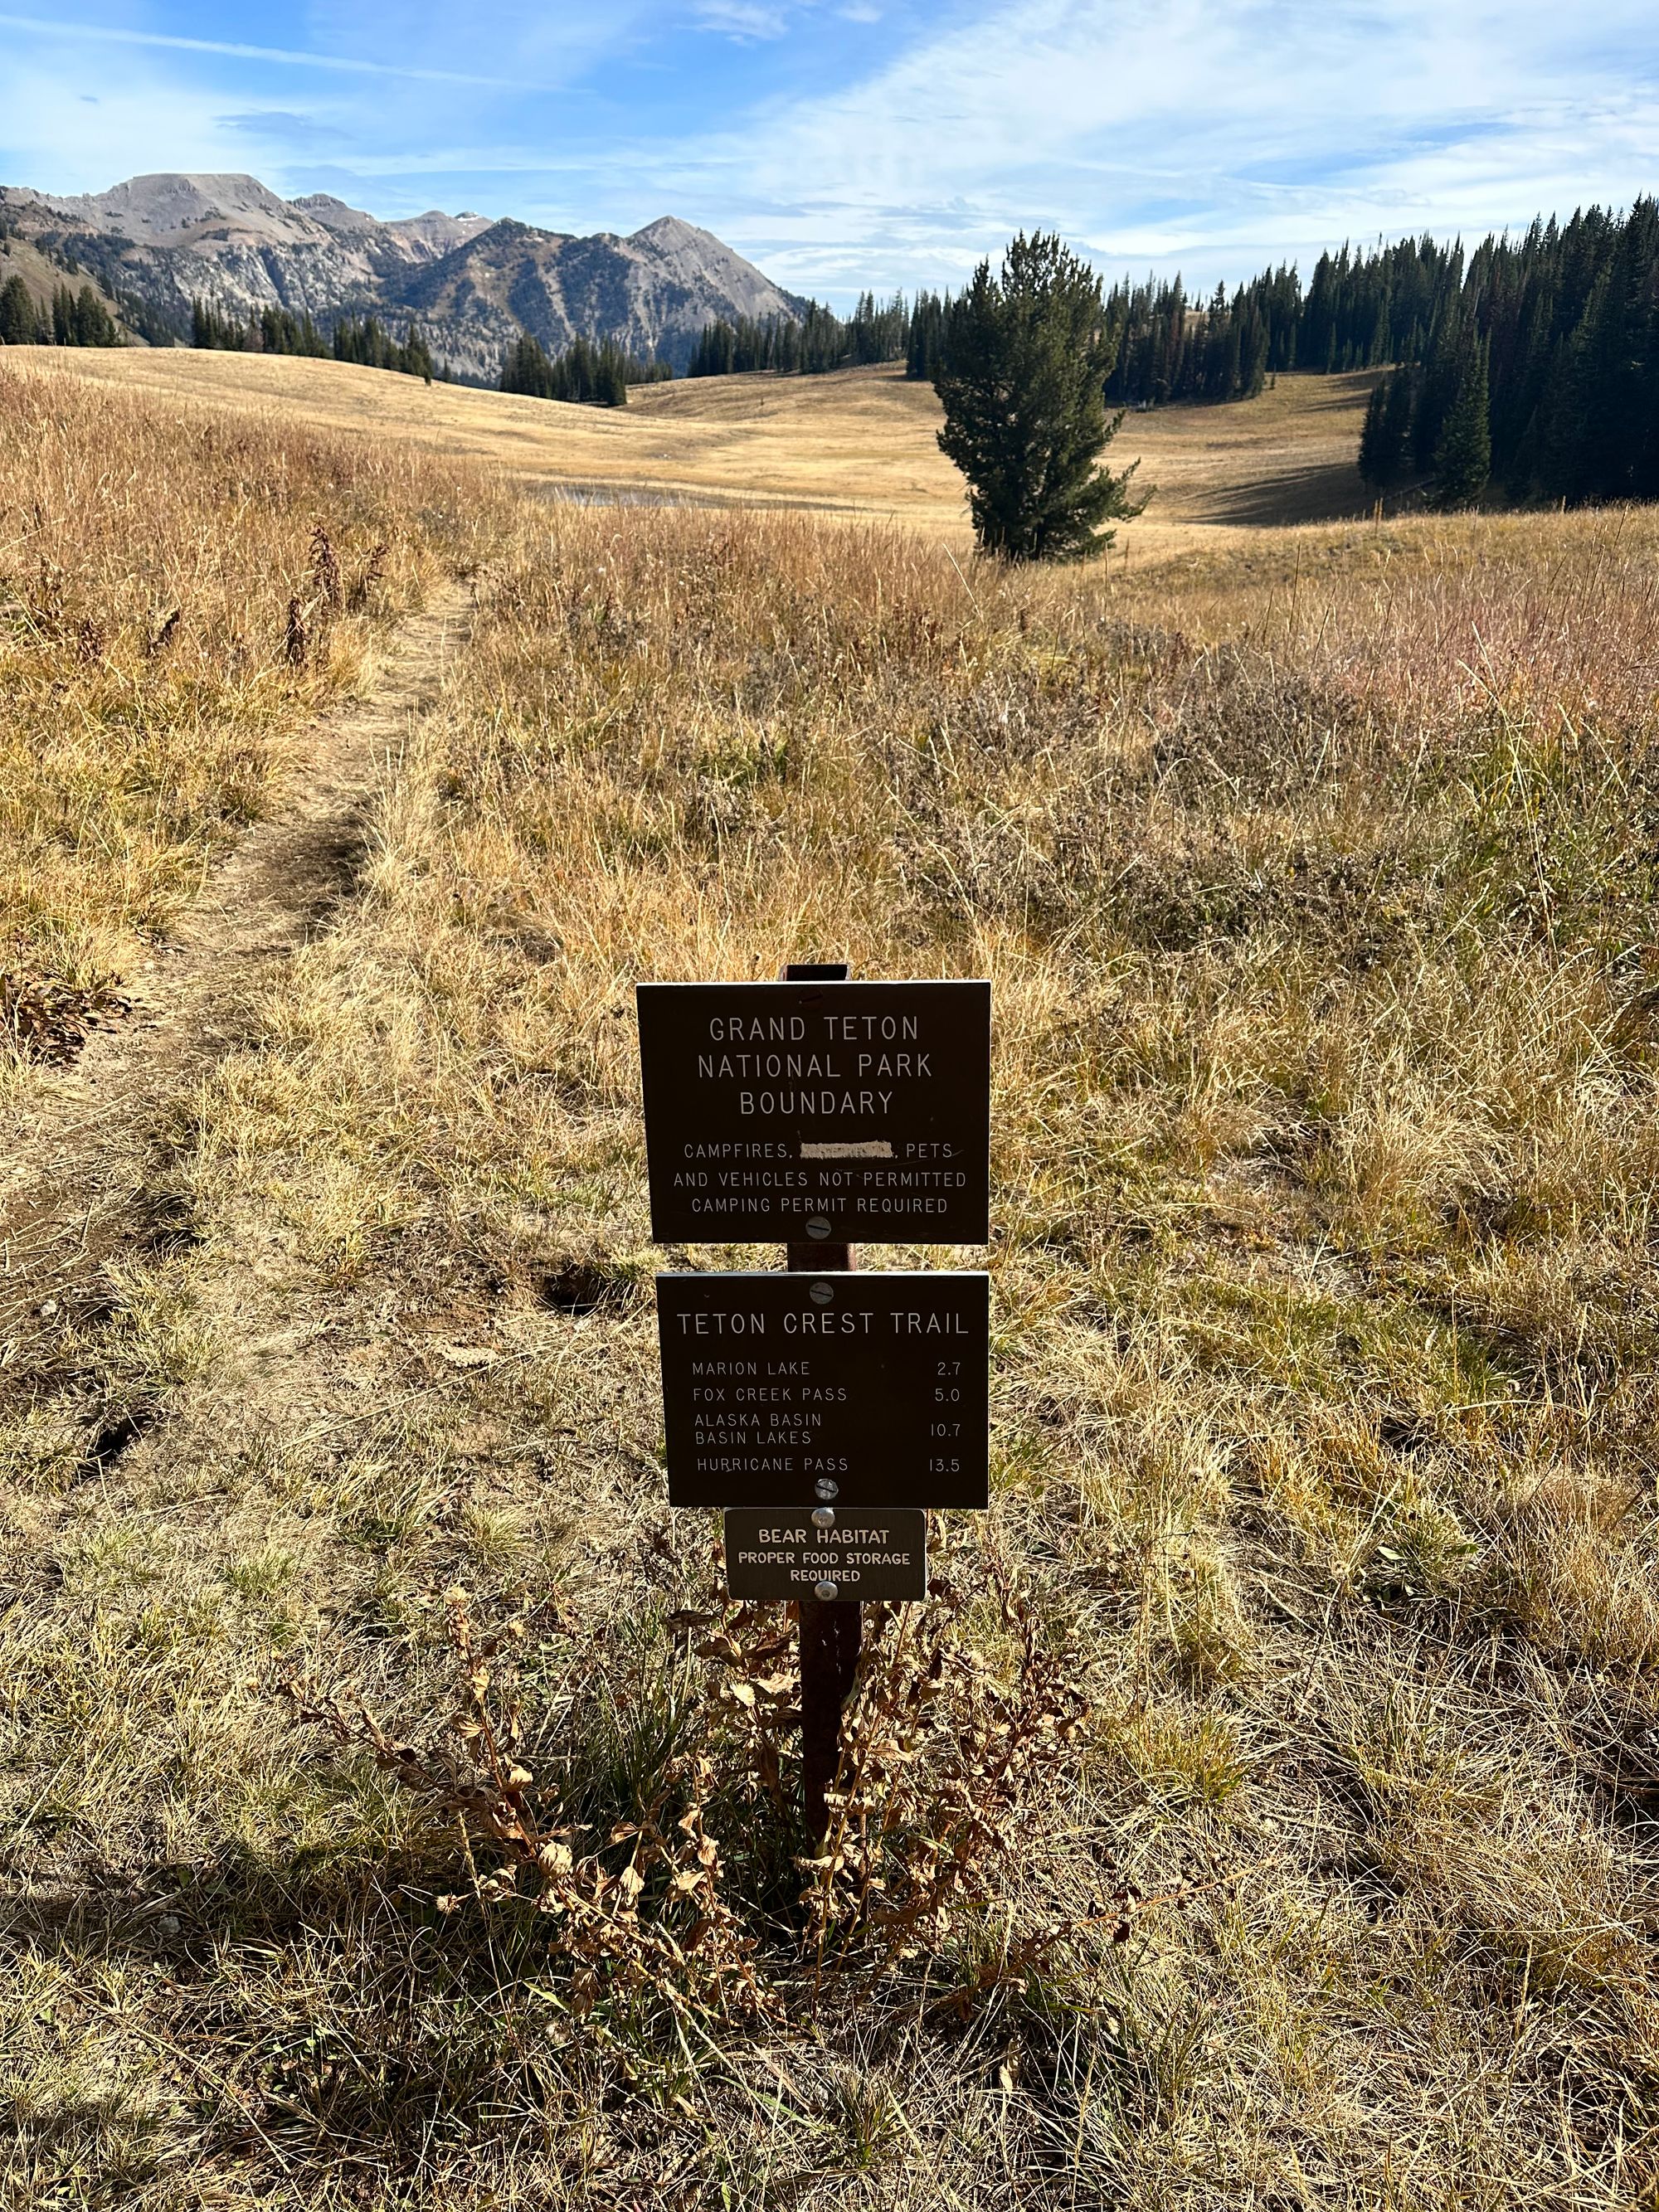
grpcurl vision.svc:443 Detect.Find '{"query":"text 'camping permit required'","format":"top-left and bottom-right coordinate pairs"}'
top-left (637, 979), bottom-right (990, 1245)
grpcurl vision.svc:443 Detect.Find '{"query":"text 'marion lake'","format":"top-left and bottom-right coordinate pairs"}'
top-left (655, 1271), bottom-right (990, 1508)
top-left (636, 979), bottom-right (990, 1244)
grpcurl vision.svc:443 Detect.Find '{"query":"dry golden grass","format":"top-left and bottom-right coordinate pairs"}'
top-left (2, 367), bottom-right (1658, 2210)
top-left (11, 344), bottom-right (1375, 549)
top-left (0, 357), bottom-right (499, 1040)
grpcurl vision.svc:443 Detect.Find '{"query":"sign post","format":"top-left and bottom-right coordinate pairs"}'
top-left (640, 960), bottom-right (990, 1840)
top-left (786, 958), bottom-right (862, 1849)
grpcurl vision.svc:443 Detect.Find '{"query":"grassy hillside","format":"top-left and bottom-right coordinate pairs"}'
top-left (6, 347), bottom-right (1376, 544)
top-left (2, 359), bottom-right (1657, 2210)
top-left (0, 362), bottom-right (500, 1049)
top-left (0, 234), bottom-right (131, 331)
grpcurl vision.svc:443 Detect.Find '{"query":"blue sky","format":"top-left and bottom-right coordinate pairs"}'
top-left (2, 0), bottom-right (1656, 304)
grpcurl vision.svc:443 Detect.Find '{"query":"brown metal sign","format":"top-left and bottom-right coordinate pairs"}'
top-left (724, 1509), bottom-right (927, 1602)
top-left (637, 980), bottom-right (990, 1246)
top-left (656, 1269), bottom-right (989, 1508)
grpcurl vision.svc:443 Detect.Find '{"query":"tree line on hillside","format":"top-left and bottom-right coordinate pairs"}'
top-left (333, 317), bottom-right (434, 382)
top-left (0, 275), bottom-right (121, 347)
top-left (915, 269), bottom-right (1294, 402)
top-left (932, 235), bottom-right (1539, 410)
top-left (3, 217), bottom-right (178, 345)
top-left (685, 252), bottom-right (1451, 406)
top-left (193, 298), bottom-right (328, 357)
top-left (1357, 202), bottom-right (1659, 506)
top-left (688, 260), bottom-right (1379, 402)
top-left (1087, 243), bottom-right (1445, 407)
top-left (926, 203), bottom-right (1659, 507)
top-left (940, 204), bottom-right (1659, 509)
top-left (192, 298), bottom-right (436, 382)
top-left (688, 293), bottom-right (912, 377)
top-left (925, 211), bottom-right (1659, 568)
top-left (499, 333), bottom-right (672, 407)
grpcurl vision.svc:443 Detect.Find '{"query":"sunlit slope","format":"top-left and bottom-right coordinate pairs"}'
top-left (7, 347), bottom-right (1375, 542)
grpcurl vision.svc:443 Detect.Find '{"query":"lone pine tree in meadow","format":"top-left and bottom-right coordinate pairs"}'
top-left (936, 232), bottom-right (1142, 561)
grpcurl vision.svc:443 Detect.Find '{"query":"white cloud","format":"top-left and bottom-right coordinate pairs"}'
top-left (693, 0), bottom-right (793, 36)
top-left (0, 0), bottom-right (1652, 299)
top-left (616, 0), bottom-right (1659, 290)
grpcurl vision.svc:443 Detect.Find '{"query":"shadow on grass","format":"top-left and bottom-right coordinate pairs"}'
top-left (3, 1850), bottom-right (669, 2204)
top-left (1193, 459), bottom-right (1372, 528)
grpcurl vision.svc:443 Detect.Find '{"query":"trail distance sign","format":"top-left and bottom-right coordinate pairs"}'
top-left (655, 1269), bottom-right (989, 1509)
top-left (724, 1509), bottom-right (927, 1602)
top-left (637, 980), bottom-right (990, 1245)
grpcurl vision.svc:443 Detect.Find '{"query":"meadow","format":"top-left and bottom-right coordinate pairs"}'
top-left (0, 362), bottom-right (499, 1039)
top-left (2, 352), bottom-right (1657, 2210)
top-left (6, 346), bottom-right (1376, 544)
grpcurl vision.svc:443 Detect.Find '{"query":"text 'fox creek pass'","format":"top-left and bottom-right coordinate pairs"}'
top-left (654, 1269), bottom-right (990, 1509)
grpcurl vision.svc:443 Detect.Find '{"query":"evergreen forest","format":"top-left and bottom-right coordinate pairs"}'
top-left (1354, 202), bottom-right (1659, 505)
top-left (0, 275), bottom-right (122, 348)
top-left (693, 201), bottom-right (1659, 509)
top-left (688, 293), bottom-right (911, 377)
top-left (192, 299), bottom-right (328, 357)
top-left (498, 333), bottom-right (671, 406)
top-left (192, 299), bottom-right (435, 382)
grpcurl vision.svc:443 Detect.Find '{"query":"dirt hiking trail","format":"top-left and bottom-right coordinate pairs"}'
top-left (0, 583), bottom-right (471, 1350)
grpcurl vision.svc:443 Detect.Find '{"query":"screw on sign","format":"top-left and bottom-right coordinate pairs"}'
top-left (640, 960), bottom-right (991, 1840)
top-left (723, 1508), bottom-right (929, 1603)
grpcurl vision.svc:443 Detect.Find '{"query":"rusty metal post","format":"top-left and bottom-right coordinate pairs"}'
top-left (798, 1580), bottom-right (863, 1843)
top-left (784, 961), bottom-right (863, 1842)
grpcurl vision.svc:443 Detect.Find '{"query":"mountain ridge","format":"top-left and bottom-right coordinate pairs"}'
top-left (0, 172), bottom-right (805, 377)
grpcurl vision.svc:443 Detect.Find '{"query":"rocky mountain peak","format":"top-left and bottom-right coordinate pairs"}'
top-left (27, 173), bottom-right (304, 244)
top-left (290, 192), bottom-right (379, 231)
top-left (630, 215), bottom-right (718, 251)
top-left (1, 170), bottom-right (805, 380)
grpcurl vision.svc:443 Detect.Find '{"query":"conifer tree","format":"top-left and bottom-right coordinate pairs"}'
top-left (1381, 366), bottom-right (1414, 481)
top-left (71, 284), bottom-right (119, 345)
top-left (906, 290), bottom-right (951, 380)
top-left (1359, 367), bottom-right (1416, 489)
top-left (0, 273), bottom-right (44, 343)
top-left (499, 331), bottom-right (632, 406)
top-left (688, 293), bottom-right (916, 382)
top-left (1433, 337), bottom-right (1491, 508)
top-left (1358, 381), bottom-right (1388, 485)
top-left (936, 232), bottom-right (1142, 562)
top-left (1413, 310), bottom-right (1464, 474)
